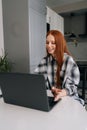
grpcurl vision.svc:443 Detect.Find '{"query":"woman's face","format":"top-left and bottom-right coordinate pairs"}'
top-left (46, 34), bottom-right (56, 56)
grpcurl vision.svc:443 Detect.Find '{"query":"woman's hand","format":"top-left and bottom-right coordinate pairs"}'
top-left (51, 87), bottom-right (67, 101)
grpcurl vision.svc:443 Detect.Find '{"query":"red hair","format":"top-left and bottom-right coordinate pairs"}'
top-left (46, 30), bottom-right (71, 88)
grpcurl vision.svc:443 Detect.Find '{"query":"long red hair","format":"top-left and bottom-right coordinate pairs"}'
top-left (46, 30), bottom-right (71, 88)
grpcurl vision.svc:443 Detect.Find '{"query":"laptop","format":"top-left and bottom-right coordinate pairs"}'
top-left (0, 73), bottom-right (61, 112)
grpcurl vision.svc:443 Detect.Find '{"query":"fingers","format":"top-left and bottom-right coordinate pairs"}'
top-left (51, 87), bottom-right (57, 96)
top-left (54, 94), bottom-right (61, 101)
top-left (51, 87), bottom-right (62, 95)
top-left (51, 87), bottom-right (62, 101)
top-left (53, 89), bottom-right (67, 101)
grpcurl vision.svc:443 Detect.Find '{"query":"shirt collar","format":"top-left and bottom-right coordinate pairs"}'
top-left (47, 54), bottom-right (56, 63)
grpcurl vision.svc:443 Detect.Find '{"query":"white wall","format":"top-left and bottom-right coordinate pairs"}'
top-left (0, 0), bottom-right (4, 56)
top-left (67, 41), bottom-right (87, 60)
top-left (2, 0), bottom-right (46, 73)
top-left (2, 0), bottom-right (30, 72)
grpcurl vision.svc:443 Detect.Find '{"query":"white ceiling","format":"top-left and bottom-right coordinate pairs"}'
top-left (46, 0), bottom-right (87, 15)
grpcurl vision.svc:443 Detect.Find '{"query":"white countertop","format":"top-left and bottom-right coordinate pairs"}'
top-left (0, 96), bottom-right (87, 130)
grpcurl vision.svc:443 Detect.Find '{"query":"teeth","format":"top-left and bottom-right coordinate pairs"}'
top-left (48, 48), bottom-right (53, 50)
top-left (49, 49), bottom-right (53, 51)
top-left (49, 50), bottom-right (52, 52)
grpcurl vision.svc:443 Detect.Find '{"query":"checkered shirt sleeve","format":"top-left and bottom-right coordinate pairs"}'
top-left (34, 56), bottom-right (57, 89)
top-left (62, 54), bottom-right (80, 96)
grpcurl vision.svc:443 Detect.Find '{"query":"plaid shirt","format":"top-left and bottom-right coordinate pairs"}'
top-left (35, 53), bottom-right (84, 105)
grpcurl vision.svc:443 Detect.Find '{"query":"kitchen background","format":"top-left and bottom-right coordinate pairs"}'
top-left (61, 12), bottom-right (87, 61)
top-left (0, 0), bottom-right (87, 107)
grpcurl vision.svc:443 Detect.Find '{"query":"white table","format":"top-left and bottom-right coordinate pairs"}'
top-left (0, 96), bottom-right (87, 130)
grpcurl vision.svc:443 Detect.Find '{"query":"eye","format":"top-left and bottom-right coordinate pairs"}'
top-left (46, 42), bottom-right (49, 45)
top-left (46, 41), bottom-right (56, 45)
top-left (51, 42), bottom-right (55, 45)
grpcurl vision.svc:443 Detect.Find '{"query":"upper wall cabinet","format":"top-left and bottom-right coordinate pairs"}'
top-left (46, 7), bottom-right (64, 34)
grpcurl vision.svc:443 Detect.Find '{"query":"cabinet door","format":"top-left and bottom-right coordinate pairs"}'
top-left (56, 15), bottom-right (64, 34)
top-left (47, 7), bottom-right (64, 34)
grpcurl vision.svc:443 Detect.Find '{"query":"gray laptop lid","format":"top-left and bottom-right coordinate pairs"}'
top-left (0, 73), bottom-right (60, 111)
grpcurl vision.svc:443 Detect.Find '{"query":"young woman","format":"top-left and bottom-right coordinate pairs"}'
top-left (35, 30), bottom-right (84, 105)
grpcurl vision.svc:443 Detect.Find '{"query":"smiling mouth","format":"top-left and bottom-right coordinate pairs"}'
top-left (48, 49), bottom-right (54, 52)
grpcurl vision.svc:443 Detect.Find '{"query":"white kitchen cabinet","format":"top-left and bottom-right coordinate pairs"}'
top-left (29, 8), bottom-right (46, 72)
top-left (2, 0), bottom-right (46, 73)
top-left (47, 7), bottom-right (64, 34)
